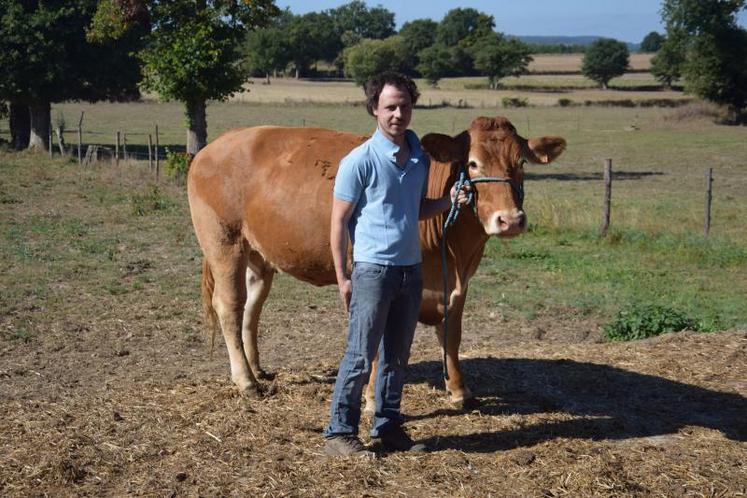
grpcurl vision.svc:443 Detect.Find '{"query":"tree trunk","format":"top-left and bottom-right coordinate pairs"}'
top-left (186, 99), bottom-right (207, 155)
top-left (9, 103), bottom-right (30, 150)
top-left (266, 73), bottom-right (270, 85)
top-left (28, 102), bottom-right (51, 151)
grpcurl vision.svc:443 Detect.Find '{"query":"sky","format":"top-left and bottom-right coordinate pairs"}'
top-left (276, 0), bottom-right (747, 44)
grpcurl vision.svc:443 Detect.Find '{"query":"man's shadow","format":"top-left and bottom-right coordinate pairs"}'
top-left (407, 357), bottom-right (746, 452)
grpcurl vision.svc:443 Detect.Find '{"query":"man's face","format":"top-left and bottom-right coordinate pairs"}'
top-left (373, 83), bottom-right (413, 141)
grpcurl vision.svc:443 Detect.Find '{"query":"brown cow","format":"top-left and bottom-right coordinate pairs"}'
top-left (187, 116), bottom-right (565, 406)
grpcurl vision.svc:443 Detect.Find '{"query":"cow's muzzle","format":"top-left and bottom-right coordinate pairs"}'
top-left (486, 210), bottom-right (527, 236)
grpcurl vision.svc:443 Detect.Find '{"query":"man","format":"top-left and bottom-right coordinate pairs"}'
top-left (324, 72), bottom-right (469, 457)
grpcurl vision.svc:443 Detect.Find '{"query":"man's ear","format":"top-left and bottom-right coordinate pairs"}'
top-left (422, 131), bottom-right (469, 163)
top-left (525, 137), bottom-right (567, 164)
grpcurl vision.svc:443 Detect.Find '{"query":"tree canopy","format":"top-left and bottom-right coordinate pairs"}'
top-left (581, 38), bottom-right (630, 89)
top-left (0, 0), bottom-right (143, 149)
top-left (343, 36), bottom-right (410, 85)
top-left (90, 0), bottom-right (279, 154)
top-left (640, 31), bottom-right (664, 52)
top-left (470, 34), bottom-right (533, 89)
top-left (659, 0), bottom-right (747, 121)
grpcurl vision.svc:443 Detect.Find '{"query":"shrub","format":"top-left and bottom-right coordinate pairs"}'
top-left (557, 98), bottom-right (574, 107)
top-left (163, 148), bottom-right (191, 182)
top-left (603, 304), bottom-right (717, 341)
top-left (502, 97), bottom-right (528, 108)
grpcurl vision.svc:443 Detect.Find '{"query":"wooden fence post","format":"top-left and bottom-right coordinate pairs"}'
top-left (155, 125), bottom-right (160, 180)
top-left (599, 159), bottom-right (612, 237)
top-left (148, 134), bottom-right (153, 172)
top-left (704, 168), bottom-right (713, 236)
top-left (115, 131), bottom-right (120, 166)
top-left (55, 127), bottom-right (65, 155)
top-left (48, 129), bottom-right (53, 158)
top-left (122, 132), bottom-right (128, 161)
top-left (77, 111), bottom-right (84, 165)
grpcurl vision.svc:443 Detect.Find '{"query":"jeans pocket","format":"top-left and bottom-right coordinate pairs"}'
top-left (354, 262), bottom-right (385, 278)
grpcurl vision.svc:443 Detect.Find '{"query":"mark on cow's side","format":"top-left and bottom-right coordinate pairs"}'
top-left (315, 159), bottom-right (335, 180)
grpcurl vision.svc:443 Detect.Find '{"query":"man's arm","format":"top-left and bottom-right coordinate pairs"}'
top-left (419, 184), bottom-right (471, 220)
top-left (330, 197), bottom-right (356, 311)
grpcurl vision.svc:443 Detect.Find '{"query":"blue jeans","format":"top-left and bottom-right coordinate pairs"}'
top-left (324, 262), bottom-right (423, 438)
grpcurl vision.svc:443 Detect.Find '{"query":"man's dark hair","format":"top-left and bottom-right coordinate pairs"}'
top-left (364, 72), bottom-right (420, 116)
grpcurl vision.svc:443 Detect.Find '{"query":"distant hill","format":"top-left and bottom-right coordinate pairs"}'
top-left (512, 35), bottom-right (640, 51)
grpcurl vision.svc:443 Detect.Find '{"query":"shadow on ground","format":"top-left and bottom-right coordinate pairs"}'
top-left (407, 358), bottom-right (747, 452)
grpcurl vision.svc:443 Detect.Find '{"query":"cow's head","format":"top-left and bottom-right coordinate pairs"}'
top-left (422, 116), bottom-right (566, 237)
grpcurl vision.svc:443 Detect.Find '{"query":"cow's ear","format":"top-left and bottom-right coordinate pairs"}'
top-left (525, 137), bottom-right (566, 164)
top-left (422, 131), bottom-right (469, 162)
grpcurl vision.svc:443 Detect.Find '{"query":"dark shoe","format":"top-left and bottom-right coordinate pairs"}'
top-left (324, 435), bottom-right (375, 458)
top-left (372, 425), bottom-right (427, 453)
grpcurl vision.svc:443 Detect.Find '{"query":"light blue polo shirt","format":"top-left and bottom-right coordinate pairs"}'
top-left (333, 128), bottom-right (429, 266)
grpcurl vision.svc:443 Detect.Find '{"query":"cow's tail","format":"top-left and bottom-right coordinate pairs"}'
top-left (201, 257), bottom-right (220, 354)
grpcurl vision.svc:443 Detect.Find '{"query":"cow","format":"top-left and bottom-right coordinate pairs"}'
top-left (187, 116), bottom-right (566, 407)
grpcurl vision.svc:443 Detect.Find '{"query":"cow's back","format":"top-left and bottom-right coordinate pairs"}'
top-left (188, 126), bottom-right (368, 285)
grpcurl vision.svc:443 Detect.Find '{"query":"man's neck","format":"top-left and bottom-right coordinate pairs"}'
top-left (379, 128), bottom-right (407, 148)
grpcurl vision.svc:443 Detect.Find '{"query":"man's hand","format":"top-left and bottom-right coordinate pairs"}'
top-left (450, 183), bottom-right (472, 206)
top-left (338, 277), bottom-right (352, 312)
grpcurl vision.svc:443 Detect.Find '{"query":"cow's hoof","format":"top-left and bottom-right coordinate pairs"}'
top-left (451, 396), bottom-right (480, 411)
top-left (255, 369), bottom-right (275, 381)
top-left (237, 383), bottom-right (262, 399)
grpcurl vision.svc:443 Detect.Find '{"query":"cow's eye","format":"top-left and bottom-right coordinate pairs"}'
top-left (468, 161), bottom-right (478, 170)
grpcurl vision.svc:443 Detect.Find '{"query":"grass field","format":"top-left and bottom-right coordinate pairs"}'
top-left (2, 84), bottom-right (746, 328)
top-left (527, 53), bottom-right (653, 73)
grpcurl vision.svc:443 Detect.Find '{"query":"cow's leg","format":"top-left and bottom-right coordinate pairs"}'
top-left (242, 255), bottom-right (275, 380)
top-left (363, 351), bottom-right (379, 414)
top-left (435, 295), bottom-right (472, 407)
top-left (211, 249), bottom-right (259, 393)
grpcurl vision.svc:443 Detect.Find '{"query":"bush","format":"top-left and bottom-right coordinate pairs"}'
top-left (603, 304), bottom-right (717, 341)
top-left (557, 98), bottom-right (575, 107)
top-left (502, 97), bottom-right (528, 108)
top-left (163, 148), bottom-right (191, 182)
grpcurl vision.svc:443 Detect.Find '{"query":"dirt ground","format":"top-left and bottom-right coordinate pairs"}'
top-left (1, 280), bottom-right (745, 497)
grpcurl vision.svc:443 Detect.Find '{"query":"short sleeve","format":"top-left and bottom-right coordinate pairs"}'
top-left (333, 152), bottom-right (365, 204)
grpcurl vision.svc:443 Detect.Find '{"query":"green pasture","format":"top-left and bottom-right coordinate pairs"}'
top-left (1, 98), bottom-right (746, 336)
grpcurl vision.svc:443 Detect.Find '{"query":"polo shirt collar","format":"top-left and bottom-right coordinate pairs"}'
top-left (371, 128), bottom-right (424, 164)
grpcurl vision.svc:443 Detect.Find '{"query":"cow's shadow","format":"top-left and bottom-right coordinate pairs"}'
top-left (406, 357), bottom-right (747, 452)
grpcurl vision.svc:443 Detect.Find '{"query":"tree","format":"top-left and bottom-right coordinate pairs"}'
top-left (287, 12), bottom-right (341, 78)
top-left (244, 26), bottom-right (291, 83)
top-left (343, 36), bottom-right (410, 85)
top-left (683, 27), bottom-right (747, 121)
top-left (640, 31), bottom-right (664, 52)
top-left (91, 0), bottom-right (280, 155)
top-left (435, 8), bottom-right (485, 47)
top-left (398, 18), bottom-right (437, 71)
top-left (470, 34), bottom-right (533, 89)
top-left (651, 38), bottom-right (684, 88)
top-left (581, 38), bottom-right (630, 89)
top-left (660, 0), bottom-right (747, 121)
top-left (329, 0), bottom-right (395, 46)
top-left (416, 44), bottom-right (472, 86)
top-left (0, 0), bottom-right (143, 151)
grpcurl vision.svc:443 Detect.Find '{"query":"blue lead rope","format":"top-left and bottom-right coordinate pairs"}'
top-left (440, 166), bottom-right (523, 381)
